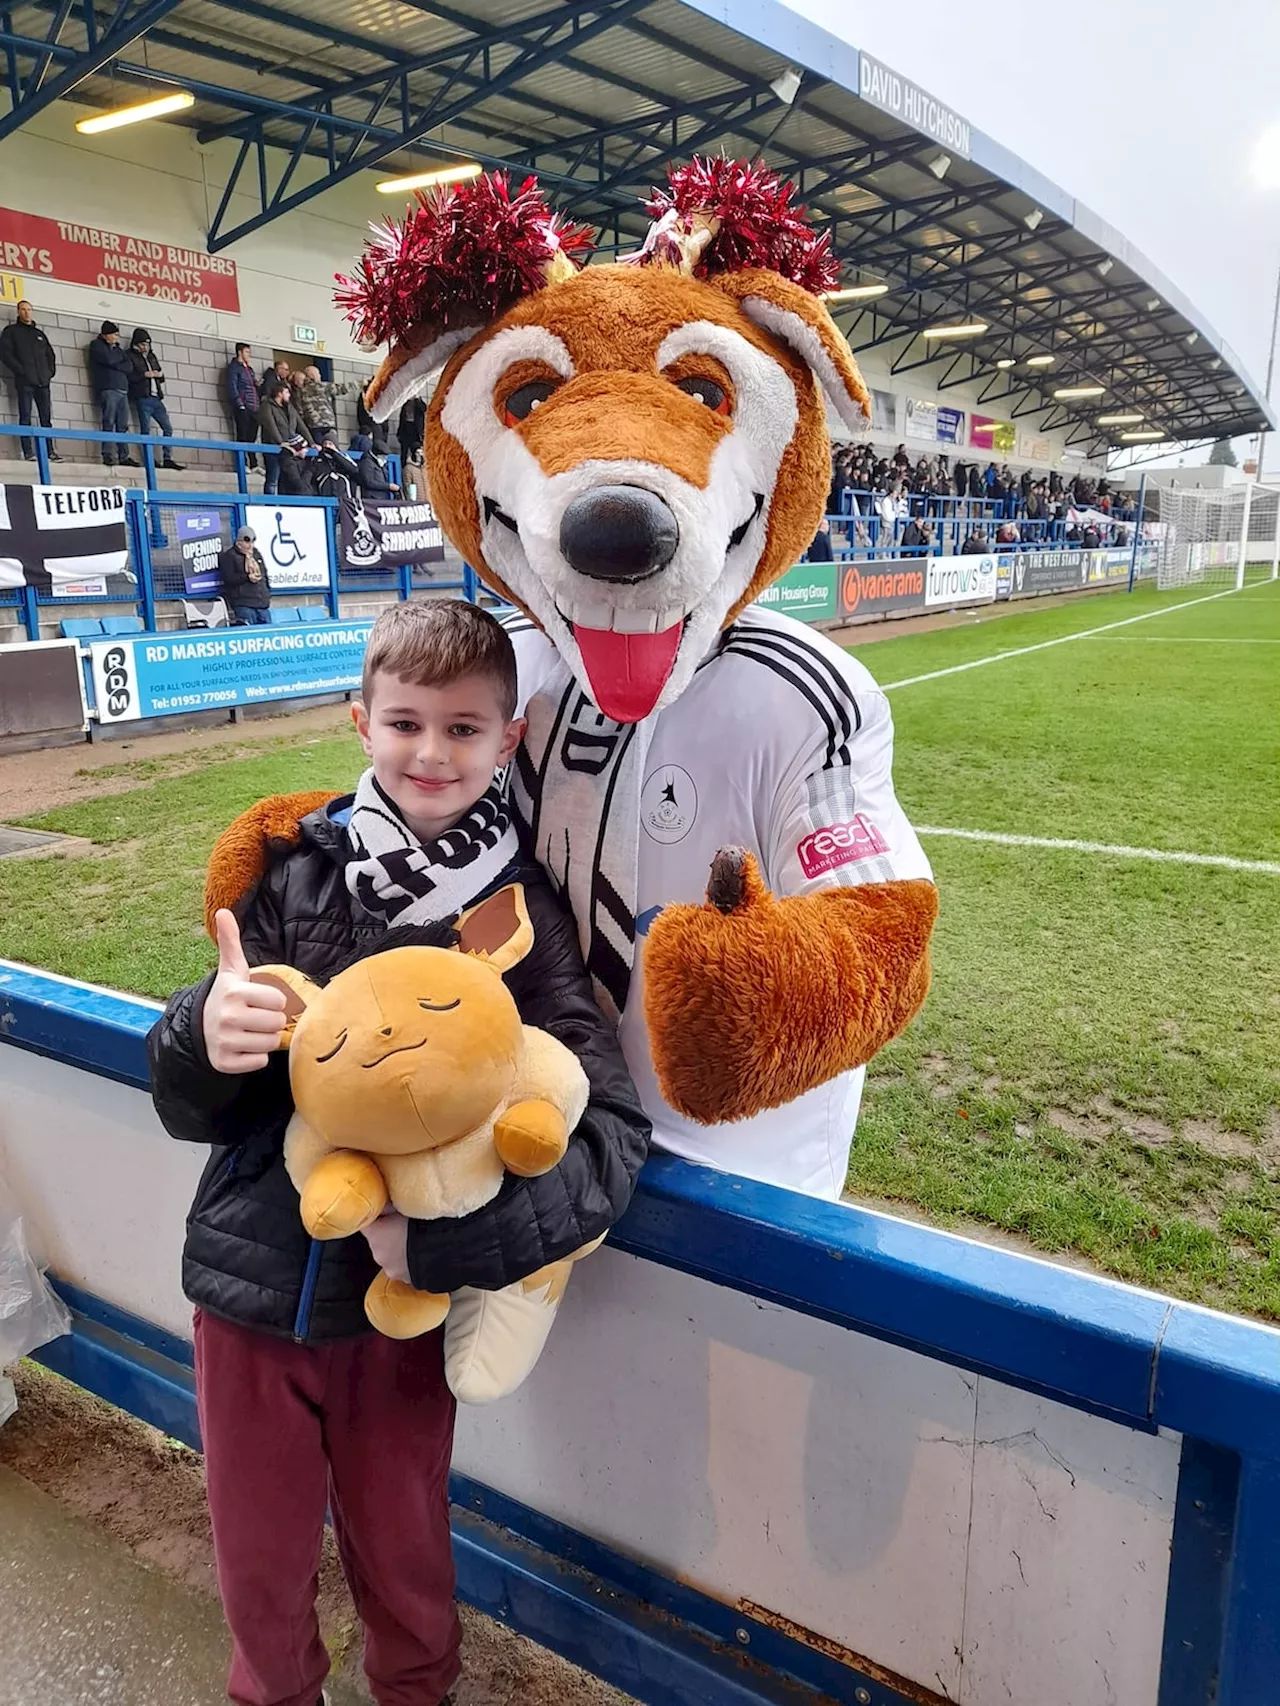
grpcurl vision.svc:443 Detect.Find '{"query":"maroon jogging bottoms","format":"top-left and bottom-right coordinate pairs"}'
top-left (194, 1308), bottom-right (461, 1706)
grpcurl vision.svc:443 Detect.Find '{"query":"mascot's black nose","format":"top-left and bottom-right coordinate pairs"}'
top-left (559, 485), bottom-right (679, 583)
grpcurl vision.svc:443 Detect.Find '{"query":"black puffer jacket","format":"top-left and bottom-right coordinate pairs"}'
top-left (147, 799), bottom-right (650, 1344)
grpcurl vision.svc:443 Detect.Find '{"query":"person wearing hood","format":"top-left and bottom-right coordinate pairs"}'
top-left (88, 321), bottom-right (136, 467)
top-left (353, 433), bottom-right (397, 497)
top-left (127, 330), bottom-right (183, 472)
top-left (0, 301), bottom-right (62, 462)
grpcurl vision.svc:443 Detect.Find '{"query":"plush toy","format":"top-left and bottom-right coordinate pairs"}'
top-left (250, 886), bottom-right (590, 1361)
top-left (208, 157), bottom-right (939, 1202)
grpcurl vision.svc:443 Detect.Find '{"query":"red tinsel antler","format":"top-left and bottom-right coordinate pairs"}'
top-left (637, 156), bottom-right (840, 296)
top-left (335, 172), bottom-right (594, 348)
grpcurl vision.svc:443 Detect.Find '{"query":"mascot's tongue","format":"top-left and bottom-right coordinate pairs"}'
top-left (573, 621), bottom-right (682, 724)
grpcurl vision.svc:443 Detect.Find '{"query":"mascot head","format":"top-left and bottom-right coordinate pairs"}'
top-left (342, 158), bottom-right (870, 723)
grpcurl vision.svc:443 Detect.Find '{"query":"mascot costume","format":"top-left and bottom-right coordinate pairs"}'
top-left (209, 157), bottom-right (938, 1217)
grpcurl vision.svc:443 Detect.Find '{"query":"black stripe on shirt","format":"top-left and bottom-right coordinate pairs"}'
top-left (720, 634), bottom-right (853, 770)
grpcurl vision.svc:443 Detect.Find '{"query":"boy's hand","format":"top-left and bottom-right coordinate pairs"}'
top-left (364, 1209), bottom-right (411, 1284)
top-left (203, 909), bottom-right (287, 1073)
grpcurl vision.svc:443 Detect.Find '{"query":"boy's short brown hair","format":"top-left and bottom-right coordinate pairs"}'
top-left (361, 599), bottom-right (518, 720)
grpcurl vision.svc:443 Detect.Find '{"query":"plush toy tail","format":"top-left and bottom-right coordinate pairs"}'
top-left (644, 848), bottom-right (938, 1125)
top-left (204, 790), bottom-right (341, 936)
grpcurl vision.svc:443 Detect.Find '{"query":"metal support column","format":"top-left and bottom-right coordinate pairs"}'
top-left (1234, 480), bottom-right (1254, 592)
top-left (1127, 474), bottom-right (1147, 591)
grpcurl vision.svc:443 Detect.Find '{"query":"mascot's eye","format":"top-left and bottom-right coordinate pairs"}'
top-left (503, 380), bottom-right (560, 425)
top-left (674, 375), bottom-right (730, 416)
top-left (419, 998), bottom-right (462, 1013)
top-left (315, 1030), bottom-right (347, 1063)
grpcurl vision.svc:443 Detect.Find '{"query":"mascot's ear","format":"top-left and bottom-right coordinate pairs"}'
top-left (712, 268), bottom-right (871, 434)
top-left (454, 884), bottom-right (535, 976)
top-left (246, 964), bottom-right (321, 1051)
top-left (363, 321), bottom-right (484, 425)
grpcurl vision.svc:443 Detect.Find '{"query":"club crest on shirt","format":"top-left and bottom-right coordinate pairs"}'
top-left (641, 764), bottom-right (697, 845)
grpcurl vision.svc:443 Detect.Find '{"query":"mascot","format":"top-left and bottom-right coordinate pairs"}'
top-left (209, 157), bottom-right (938, 1202)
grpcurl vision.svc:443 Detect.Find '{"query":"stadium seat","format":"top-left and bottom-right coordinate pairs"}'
top-left (268, 606), bottom-right (301, 625)
top-left (59, 618), bottom-right (104, 639)
top-left (296, 605), bottom-right (330, 622)
top-left (100, 615), bottom-right (145, 636)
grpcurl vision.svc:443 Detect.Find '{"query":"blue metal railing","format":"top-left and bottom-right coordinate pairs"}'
top-left (0, 957), bottom-right (1277, 1706)
top-left (0, 421), bottom-right (401, 500)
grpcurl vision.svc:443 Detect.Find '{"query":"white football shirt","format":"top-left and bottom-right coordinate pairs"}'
top-left (511, 606), bottom-right (931, 1200)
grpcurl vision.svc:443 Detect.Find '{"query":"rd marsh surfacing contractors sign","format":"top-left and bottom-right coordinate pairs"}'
top-left (0, 205), bottom-right (240, 312)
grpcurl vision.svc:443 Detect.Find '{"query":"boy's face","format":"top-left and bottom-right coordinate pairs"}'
top-left (353, 671), bottom-right (525, 841)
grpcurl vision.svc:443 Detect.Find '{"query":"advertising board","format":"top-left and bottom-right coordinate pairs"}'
top-left (838, 558), bottom-right (927, 620)
top-left (755, 561), bottom-right (838, 623)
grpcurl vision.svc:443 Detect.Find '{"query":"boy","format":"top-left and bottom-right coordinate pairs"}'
top-left (148, 600), bottom-right (650, 1706)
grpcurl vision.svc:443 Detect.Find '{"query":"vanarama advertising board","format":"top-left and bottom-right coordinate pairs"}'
top-left (838, 559), bottom-right (926, 620)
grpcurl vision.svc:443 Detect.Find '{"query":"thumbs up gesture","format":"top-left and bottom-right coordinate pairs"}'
top-left (202, 909), bottom-right (288, 1074)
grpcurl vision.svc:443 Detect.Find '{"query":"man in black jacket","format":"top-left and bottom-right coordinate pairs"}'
top-left (127, 330), bottom-right (184, 471)
top-left (217, 525), bottom-right (271, 623)
top-left (87, 320), bottom-right (136, 467)
top-left (0, 300), bottom-right (61, 461)
top-left (148, 599), bottom-right (647, 1706)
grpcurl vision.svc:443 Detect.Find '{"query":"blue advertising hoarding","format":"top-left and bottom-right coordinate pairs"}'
top-left (89, 619), bottom-right (373, 723)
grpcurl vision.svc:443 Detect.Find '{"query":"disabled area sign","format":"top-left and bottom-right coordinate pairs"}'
top-left (90, 620), bottom-right (373, 723)
top-left (243, 503), bottom-right (331, 590)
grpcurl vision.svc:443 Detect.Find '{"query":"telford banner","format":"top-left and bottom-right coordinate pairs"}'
top-left (0, 206), bottom-right (240, 312)
top-left (755, 560), bottom-right (838, 622)
top-left (925, 554), bottom-right (997, 608)
top-left (338, 495), bottom-right (446, 573)
top-left (905, 397), bottom-right (964, 445)
top-left (0, 482), bottom-right (128, 598)
top-left (838, 557), bottom-right (926, 620)
top-left (90, 620), bottom-right (374, 724)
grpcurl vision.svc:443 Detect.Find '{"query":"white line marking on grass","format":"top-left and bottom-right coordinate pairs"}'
top-left (1088, 636), bottom-right (1280, 644)
top-left (881, 584), bottom-right (1270, 690)
top-left (916, 825), bottom-right (1280, 875)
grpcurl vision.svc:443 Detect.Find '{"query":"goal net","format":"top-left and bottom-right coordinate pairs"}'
top-left (1155, 482), bottom-right (1280, 589)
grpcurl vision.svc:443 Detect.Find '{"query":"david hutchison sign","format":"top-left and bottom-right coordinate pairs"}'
top-left (858, 53), bottom-right (972, 159)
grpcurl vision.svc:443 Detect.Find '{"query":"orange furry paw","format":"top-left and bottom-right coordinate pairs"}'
top-left (494, 1099), bottom-right (569, 1177)
top-left (644, 849), bottom-right (938, 1124)
top-left (204, 790), bottom-right (340, 935)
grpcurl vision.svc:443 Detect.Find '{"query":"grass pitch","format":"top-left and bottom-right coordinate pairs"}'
top-left (1, 575), bottom-right (1277, 1316)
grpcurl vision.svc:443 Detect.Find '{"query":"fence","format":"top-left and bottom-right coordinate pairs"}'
top-left (1, 960), bottom-right (1278, 1706)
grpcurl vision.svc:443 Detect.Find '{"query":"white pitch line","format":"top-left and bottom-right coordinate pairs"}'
top-left (880, 583), bottom-right (1270, 690)
top-left (1087, 636), bottom-right (1280, 644)
top-left (916, 825), bottom-right (1280, 876)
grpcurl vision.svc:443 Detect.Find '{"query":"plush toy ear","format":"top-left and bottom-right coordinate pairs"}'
top-left (246, 964), bottom-right (321, 1051)
top-left (454, 884), bottom-right (535, 976)
top-left (713, 268), bottom-right (871, 434)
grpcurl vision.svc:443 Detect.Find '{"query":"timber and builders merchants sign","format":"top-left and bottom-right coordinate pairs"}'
top-left (0, 206), bottom-right (240, 312)
top-left (838, 558), bottom-right (926, 620)
top-left (0, 482), bottom-right (128, 598)
top-left (338, 495), bottom-right (446, 572)
top-left (90, 620), bottom-right (374, 723)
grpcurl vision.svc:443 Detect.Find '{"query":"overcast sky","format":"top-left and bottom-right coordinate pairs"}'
top-left (790, 0), bottom-right (1280, 451)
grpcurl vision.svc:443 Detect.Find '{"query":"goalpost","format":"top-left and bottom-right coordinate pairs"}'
top-left (1155, 482), bottom-right (1280, 589)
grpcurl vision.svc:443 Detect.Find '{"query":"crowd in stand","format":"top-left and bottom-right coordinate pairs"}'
top-left (818, 440), bottom-right (1140, 559)
top-left (0, 299), bottom-right (423, 498)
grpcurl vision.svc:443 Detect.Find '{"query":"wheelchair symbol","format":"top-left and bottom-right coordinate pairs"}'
top-left (269, 510), bottom-right (303, 569)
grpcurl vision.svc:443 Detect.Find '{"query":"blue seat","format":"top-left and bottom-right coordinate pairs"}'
top-left (60, 618), bottom-right (104, 639)
top-left (296, 605), bottom-right (330, 622)
top-left (268, 606), bottom-right (301, 625)
top-left (100, 614), bottom-right (145, 636)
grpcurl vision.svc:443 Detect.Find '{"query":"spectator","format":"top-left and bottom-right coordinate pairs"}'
top-left (127, 330), bottom-right (184, 471)
top-left (88, 320), bottom-right (135, 468)
top-left (262, 355), bottom-right (292, 392)
top-left (805, 516), bottom-right (834, 562)
top-left (996, 521), bottom-right (1020, 544)
top-left (892, 442), bottom-right (910, 473)
top-left (354, 433), bottom-right (397, 497)
top-left (356, 391), bottom-right (389, 456)
top-left (0, 300), bottom-right (61, 462)
top-left (295, 365), bottom-right (350, 440)
top-left (312, 435), bottom-right (361, 502)
top-left (877, 480), bottom-right (906, 538)
top-left (967, 465), bottom-right (984, 500)
top-left (218, 525), bottom-right (271, 624)
top-left (1081, 522), bottom-right (1102, 550)
top-left (225, 343), bottom-right (261, 471)
top-left (257, 376), bottom-right (314, 497)
top-left (960, 529), bottom-right (989, 554)
top-left (397, 397), bottom-right (426, 464)
top-left (901, 515), bottom-right (926, 550)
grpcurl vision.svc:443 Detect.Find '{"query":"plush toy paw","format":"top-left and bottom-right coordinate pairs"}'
top-left (493, 1099), bottom-right (569, 1177)
top-left (300, 1151), bottom-right (388, 1240)
top-left (444, 1260), bottom-right (575, 1404)
top-left (365, 1271), bottom-right (451, 1340)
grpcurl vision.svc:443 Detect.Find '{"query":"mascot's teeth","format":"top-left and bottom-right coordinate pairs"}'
top-left (562, 602), bottom-right (686, 634)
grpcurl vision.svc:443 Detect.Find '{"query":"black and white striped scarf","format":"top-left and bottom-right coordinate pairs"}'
top-left (344, 770), bottom-right (520, 926)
